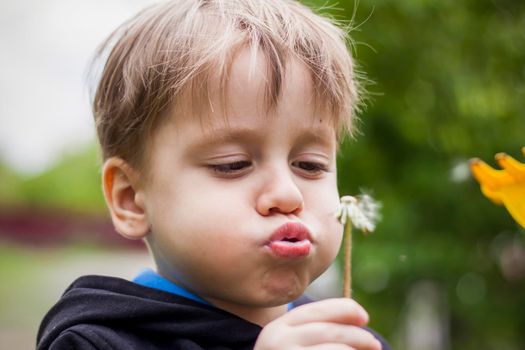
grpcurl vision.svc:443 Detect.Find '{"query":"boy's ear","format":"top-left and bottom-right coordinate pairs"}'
top-left (102, 157), bottom-right (150, 240)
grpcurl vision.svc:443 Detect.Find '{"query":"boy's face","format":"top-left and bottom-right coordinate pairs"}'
top-left (140, 49), bottom-right (343, 313)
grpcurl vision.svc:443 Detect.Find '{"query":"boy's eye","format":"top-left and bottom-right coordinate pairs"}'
top-left (292, 161), bottom-right (329, 175)
top-left (209, 160), bottom-right (252, 175)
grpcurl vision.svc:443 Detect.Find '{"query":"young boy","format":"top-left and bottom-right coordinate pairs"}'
top-left (38, 0), bottom-right (390, 349)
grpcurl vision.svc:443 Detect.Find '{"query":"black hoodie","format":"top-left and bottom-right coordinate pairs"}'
top-left (37, 275), bottom-right (391, 349)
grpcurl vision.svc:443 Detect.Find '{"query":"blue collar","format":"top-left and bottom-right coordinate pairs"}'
top-left (133, 268), bottom-right (294, 311)
top-left (132, 268), bottom-right (211, 305)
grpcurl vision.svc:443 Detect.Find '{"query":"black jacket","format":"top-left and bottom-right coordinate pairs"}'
top-left (37, 275), bottom-right (391, 349)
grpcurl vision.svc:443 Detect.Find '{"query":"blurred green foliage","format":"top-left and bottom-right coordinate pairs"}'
top-left (1, 0), bottom-right (524, 348)
top-left (0, 145), bottom-right (105, 213)
top-left (319, 0), bottom-right (525, 348)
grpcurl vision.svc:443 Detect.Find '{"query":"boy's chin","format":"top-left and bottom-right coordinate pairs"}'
top-left (257, 277), bottom-right (309, 305)
top-left (266, 292), bottom-right (304, 307)
top-left (243, 292), bottom-right (304, 310)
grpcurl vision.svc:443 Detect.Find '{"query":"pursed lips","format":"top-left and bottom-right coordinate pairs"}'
top-left (266, 222), bottom-right (312, 259)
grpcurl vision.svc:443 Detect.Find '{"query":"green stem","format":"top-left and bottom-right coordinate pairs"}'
top-left (343, 221), bottom-right (352, 298)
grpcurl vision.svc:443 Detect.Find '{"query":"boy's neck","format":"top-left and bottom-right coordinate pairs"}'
top-left (150, 267), bottom-right (289, 326)
top-left (208, 299), bottom-right (288, 327)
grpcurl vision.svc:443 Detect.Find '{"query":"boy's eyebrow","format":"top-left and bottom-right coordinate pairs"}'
top-left (294, 127), bottom-right (337, 149)
top-left (187, 124), bottom-right (336, 153)
top-left (186, 126), bottom-right (264, 152)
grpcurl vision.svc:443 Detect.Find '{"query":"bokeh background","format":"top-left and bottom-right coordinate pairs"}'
top-left (1, 0), bottom-right (524, 349)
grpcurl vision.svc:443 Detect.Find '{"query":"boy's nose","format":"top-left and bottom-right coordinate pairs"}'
top-left (255, 168), bottom-right (304, 216)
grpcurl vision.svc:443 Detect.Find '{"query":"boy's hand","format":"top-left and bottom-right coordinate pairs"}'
top-left (254, 298), bottom-right (382, 350)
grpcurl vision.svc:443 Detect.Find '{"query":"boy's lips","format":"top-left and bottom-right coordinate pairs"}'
top-left (266, 222), bottom-right (312, 259)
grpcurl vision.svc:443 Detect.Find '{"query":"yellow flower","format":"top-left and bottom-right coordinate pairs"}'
top-left (470, 147), bottom-right (525, 229)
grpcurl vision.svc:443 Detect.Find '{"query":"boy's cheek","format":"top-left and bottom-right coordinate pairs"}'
top-left (326, 222), bottom-right (344, 258)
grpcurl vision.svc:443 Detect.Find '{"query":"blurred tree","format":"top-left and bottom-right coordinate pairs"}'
top-left (0, 144), bottom-right (105, 214)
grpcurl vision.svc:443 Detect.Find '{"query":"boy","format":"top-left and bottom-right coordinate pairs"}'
top-left (37, 0), bottom-right (390, 349)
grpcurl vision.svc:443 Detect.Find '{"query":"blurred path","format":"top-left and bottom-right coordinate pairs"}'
top-left (0, 243), bottom-right (152, 349)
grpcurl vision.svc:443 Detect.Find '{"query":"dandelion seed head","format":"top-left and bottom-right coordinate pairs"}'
top-left (336, 193), bottom-right (381, 233)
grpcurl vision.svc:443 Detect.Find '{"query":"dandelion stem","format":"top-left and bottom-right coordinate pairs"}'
top-left (343, 220), bottom-right (352, 298)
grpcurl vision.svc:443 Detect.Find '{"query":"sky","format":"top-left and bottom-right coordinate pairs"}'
top-left (0, 0), bottom-right (157, 175)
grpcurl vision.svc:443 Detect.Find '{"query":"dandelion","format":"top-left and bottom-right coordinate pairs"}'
top-left (336, 193), bottom-right (380, 298)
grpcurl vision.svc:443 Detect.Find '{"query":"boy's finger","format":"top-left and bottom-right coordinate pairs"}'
top-left (297, 323), bottom-right (382, 350)
top-left (282, 298), bottom-right (369, 326)
top-left (305, 344), bottom-right (356, 350)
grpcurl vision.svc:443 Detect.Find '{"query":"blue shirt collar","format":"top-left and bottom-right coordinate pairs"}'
top-left (133, 268), bottom-right (294, 311)
top-left (132, 268), bottom-right (211, 305)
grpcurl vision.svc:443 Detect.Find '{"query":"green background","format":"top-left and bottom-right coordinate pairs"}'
top-left (329, 0), bottom-right (525, 349)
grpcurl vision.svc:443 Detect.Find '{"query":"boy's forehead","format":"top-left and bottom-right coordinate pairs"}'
top-left (162, 114), bottom-right (337, 159)
top-left (169, 48), bottom-right (335, 135)
top-left (226, 48), bottom-right (314, 104)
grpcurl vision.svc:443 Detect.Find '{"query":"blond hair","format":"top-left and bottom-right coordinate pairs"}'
top-left (93, 0), bottom-right (362, 170)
